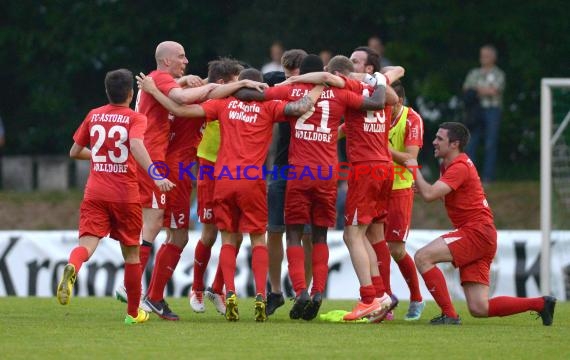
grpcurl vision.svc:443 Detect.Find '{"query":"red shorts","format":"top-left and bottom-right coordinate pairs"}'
top-left (162, 162), bottom-right (193, 229)
top-left (79, 199), bottom-right (142, 246)
top-left (213, 178), bottom-right (267, 233)
top-left (285, 177), bottom-right (337, 227)
top-left (345, 163), bottom-right (393, 226)
top-left (385, 188), bottom-right (414, 242)
top-left (197, 158), bottom-right (216, 224)
top-left (138, 164), bottom-right (167, 209)
top-left (443, 223), bottom-right (497, 286)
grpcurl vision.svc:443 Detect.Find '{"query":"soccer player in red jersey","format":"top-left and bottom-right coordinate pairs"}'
top-left (314, 55), bottom-right (399, 321)
top-left (239, 54), bottom-right (391, 320)
top-left (133, 42), bottom-right (218, 294)
top-left (348, 46), bottom-right (398, 311)
top-left (384, 80), bottom-right (426, 321)
top-left (56, 69), bottom-right (174, 325)
top-left (405, 122), bottom-right (556, 325)
top-left (187, 59), bottom-right (245, 316)
top-left (139, 68), bottom-right (323, 321)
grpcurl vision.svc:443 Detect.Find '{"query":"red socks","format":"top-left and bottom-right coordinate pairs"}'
top-left (372, 241), bottom-right (392, 295)
top-left (360, 285), bottom-right (377, 304)
top-left (211, 264), bottom-right (224, 294)
top-left (396, 253), bottom-right (422, 302)
top-left (147, 243), bottom-right (182, 301)
top-left (287, 246), bottom-right (306, 296)
top-left (311, 243), bottom-right (329, 295)
top-left (139, 242), bottom-right (153, 272)
top-left (421, 267), bottom-right (458, 318)
top-left (372, 275), bottom-right (386, 297)
top-left (220, 244), bottom-right (237, 295)
top-left (124, 262), bottom-right (142, 318)
top-left (68, 246), bottom-right (89, 273)
top-left (251, 245), bottom-right (269, 296)
top-left (488, 296), bottom-right (545, 317)
top-left (192, 240), bottom-right (211, 291)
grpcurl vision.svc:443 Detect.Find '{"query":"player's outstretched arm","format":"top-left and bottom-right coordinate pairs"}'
top-left (283, 84), bottom-right (324, 116)
top-left (381, 66), bottom-right (405, 84)
top-left (137, 74), bottom-right (206, 118)
top-left (69, 143), bottom-right (91, 160)
top-left (277, 72), bottom-right (345, 88)
top-left (404, 158), bottom-right (451, 202)
top-left (169, 83), bottom-right (218, 104)
top-left (208, 80), bottom-right (268, 99)
top-left (130, 138), bottom-right (175, 192)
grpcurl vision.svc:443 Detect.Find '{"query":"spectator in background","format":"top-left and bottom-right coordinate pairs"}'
top-left (463, 44), bottom-right (505, 184)
top-left (368, 35), bottom-right (392, 68)
top-left (319, 50), bottom-right (333, 67)
top-left (262, 41), bottom-right (285, 74)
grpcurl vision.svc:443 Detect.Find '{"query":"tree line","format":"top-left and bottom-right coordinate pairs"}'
top-left (1, 0), bottom-right (569, 180)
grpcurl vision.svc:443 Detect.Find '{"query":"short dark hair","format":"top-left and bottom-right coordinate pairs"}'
top-left (208, 57), bottom-right (244, 83)
top-left (299, 54), bottom-right (323, 75)
top-left (238, 68), bottom-right (263, 82)
top-left (391, 80), bottom-right (405, 99)
top-left (326, 55), bottom-right (354, 75)
top-left (439, 122), bottom-right (470, 151)
top-left (281, 49), bottom-right (307, 71)
top-left (105, 69), bottom-right (133, 104)
top-left (353, 46), bottom-right (380, 73)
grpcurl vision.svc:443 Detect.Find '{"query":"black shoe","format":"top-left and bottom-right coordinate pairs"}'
top-left (538, 296), bottom-right (557, 326)
top-left (143, 297), bottom-right (180, 321)
top-left (302, 292), bottom-right (323, 321)
top-left (266, 292), bottom-right (285, 316)
top-left (289, 289), bottom-right (310, 320)
top-left (429, 313), bottom-right (461, 325)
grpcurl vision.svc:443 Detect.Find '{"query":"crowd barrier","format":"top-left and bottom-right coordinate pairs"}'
top-left (1, 230), bottom-right (569, 300)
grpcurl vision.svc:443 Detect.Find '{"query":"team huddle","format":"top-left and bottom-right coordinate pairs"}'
top-left (56, 41), bottom-right (556, 326)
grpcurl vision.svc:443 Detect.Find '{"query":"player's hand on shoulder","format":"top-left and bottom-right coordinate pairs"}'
top-left (154, 178), bottom-right (176, 192)
top-left (181, 74), bottom-right (204, 88)
top-left (136, 73), bottom-right (157, 93)
top-left (243, 80), bottom-right (268, 92)
top-left (275, 77), bottom-right (296, 86)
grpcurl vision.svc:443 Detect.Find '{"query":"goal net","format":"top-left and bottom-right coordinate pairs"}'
top-left (540, 78), bottom-right (570, 295)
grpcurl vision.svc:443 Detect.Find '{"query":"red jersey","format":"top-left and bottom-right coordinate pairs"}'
top-left (135, 70), bottom-right (179, 161)
top-left (342, 77), bottom-right (391, 163)
top-left (266, 84), bottom-right (363, 169)
top-left (200, 97), bottom-right (287, 178)
top-left (73, 104), bottom-right (147, 203)
top-left (402, 107), bottom-right (423, 147)
top-left (166, 115), bottom-right (205, 162)
top-left (439, 153), bottom-right (494, 228)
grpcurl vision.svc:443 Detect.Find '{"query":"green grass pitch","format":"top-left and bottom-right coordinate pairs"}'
top-left (1, 297), bottom-right (568, 359)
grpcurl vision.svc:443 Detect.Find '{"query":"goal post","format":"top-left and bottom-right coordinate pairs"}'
top-left (540, 78), bottom-right (570, 295)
